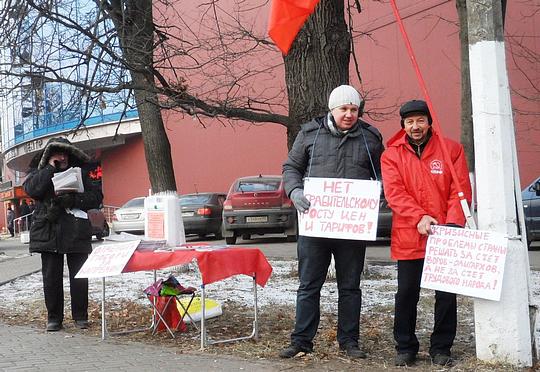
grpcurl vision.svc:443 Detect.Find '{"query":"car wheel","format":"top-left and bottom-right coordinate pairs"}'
top-left (214, 229), bottom-right (223, 240)
top-left (286, 234), bottom-right (297, 242)
top-left (225, 236), bottom-right (237, 245)
top-left (241, 233), bottom-right (250, 241)
top-left (96, 223), bottom-right (110, 240)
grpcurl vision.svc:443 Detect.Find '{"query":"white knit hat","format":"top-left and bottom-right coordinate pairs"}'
top-left (328, 85), bottom-right (361, 110)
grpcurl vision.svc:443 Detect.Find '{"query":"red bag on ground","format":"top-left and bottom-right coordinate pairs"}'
top-left (149, 295), bottom-right (187, 333)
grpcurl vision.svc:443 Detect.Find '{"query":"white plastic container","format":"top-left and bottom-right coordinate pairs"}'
top-left (20, 231), bottom-right (30, 244)
top-left (144, 192), bottom-right (185, 246)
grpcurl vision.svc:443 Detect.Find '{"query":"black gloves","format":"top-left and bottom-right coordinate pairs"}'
top-left (46, 204), bottom-right (62, 222)
top-left (55, 193), bottom-right (76, 209)
top-left (45, 194), bottom-right (77, 222)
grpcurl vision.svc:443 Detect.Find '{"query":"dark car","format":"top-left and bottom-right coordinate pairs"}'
top-left (180, 192), bottom-right (226, 239)
top-left (377, 197), bottom-right (392, 238)
top-left (87, 209), bottom-right (110, 240)
top-left (222, 175), bottom-right (297, 244)
top-left (522, 176), bottom-right (540, 249)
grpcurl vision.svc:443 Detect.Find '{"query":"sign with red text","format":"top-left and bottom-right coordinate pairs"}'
top-left (75, 240), bottom-right (140, 278)
top-left (421, 225), bottom-right (507, 301)
top-left (298, 178), bottom-right (381, 240)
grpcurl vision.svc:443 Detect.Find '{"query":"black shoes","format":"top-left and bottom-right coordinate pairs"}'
top-left (395, 352), bottom-right (416, 366)
top-left (279, 344), bottom-right (312, 358)
top-left (279, 344), bottom-right (367, 359)
top-left (74, 320), bottom-right (89, 329)
top-left (46, 321), bottom-right (62, 332)
top-left (340, 344), bottom-right (367, 359)
top-left (432, 353), bottom-right (453, 366)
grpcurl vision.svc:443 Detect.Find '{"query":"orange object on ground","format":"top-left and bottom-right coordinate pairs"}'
top-left (148, 295), bottom-right (187, 333)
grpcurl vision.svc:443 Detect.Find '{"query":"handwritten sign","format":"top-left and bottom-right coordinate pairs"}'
top-left (421, 225), bottom-right (507, 301)
top-left (146, 211), bottom-right (165, 239)
top-left (75, 240), bottom-right (140, 278)
top-left (298, 178), bottom-right (381, 240)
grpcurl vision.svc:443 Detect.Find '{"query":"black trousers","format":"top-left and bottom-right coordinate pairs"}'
top-left (394, 259), bottom-right (457, 356)
top-left (291, 236), bottom-right (366, 350)
top-left (41, 252), bottom-right (89, 323)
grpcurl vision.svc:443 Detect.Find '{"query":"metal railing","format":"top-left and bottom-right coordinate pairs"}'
top-left (103, 205), bottom-right (119, 224)
top-left (13, 212), bottom-right (33, 235)
top-left (10, 206), bottom-right (118, 237)
top-left (7, 109), bottom-right (139, 150)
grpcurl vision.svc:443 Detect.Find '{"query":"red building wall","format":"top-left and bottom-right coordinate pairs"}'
top-left (355, 0), bottom-right (539, 185)
top-left (100, 0), bottom-right (539, 207)
top-left (101, 118), bottom-right (288, 207)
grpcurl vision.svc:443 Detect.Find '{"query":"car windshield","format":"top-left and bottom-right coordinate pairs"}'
top-left (237, 179), bottom-right (281, 192)
top-left (180, 194), bottom-right (211, 204)
top-left (122, 198), bottom-right (145, 208)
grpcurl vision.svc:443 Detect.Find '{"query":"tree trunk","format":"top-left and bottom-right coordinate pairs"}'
top-left (456, 0), bottom-right (475, 171)
top-left (106, 0), bottom-right (177, 193)
top-left (283, 0), bottom-right (351, 149)
top-left (132, 73), bottom-right (177, 193)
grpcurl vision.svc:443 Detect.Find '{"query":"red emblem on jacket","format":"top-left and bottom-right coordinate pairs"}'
top-left (430, 160), bottom-right (443, 174)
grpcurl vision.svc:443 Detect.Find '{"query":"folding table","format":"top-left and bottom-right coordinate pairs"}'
top-left (101, 246), bottom-right (273, 348)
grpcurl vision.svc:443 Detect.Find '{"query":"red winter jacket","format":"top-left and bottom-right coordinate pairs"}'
top-left (381, 129), bottom-right (472, 260)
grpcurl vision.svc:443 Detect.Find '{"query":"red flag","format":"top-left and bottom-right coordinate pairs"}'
top-left (268, 0), bottom-right (320, 55)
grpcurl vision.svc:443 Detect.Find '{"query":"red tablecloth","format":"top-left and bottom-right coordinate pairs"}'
top-left (123, 247), bottom-right (273, 287)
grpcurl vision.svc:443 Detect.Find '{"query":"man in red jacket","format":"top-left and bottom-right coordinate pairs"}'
top-left (381, 100), bottom-right (472, 367)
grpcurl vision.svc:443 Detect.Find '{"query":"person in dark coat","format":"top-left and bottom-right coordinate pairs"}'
top-left (6, 206), bottom-right (15, 237)
top-left (19, 199), bottom-right (31, 230)
top-left (28, 200), bottom-right (35, 228)
top-left (23, 137), bottom-right (103, 331)
top-left (279, 85), bottom-right (384, 359)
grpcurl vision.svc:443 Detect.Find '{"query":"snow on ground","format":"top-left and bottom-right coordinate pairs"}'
top-left (0, 260), bottom-right (398, 312)
top-left (0, 259), bottom-right (538, 313)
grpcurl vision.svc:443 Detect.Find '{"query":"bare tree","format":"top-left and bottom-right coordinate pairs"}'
top-left (0, 0), bottom-right (394, 193)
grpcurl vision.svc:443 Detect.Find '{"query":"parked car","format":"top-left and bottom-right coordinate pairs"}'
top-left (87, 209), bottom-right (110, 240)
top-left (222, 175), bottom-right (297, 244)
top-left (180, 192), bottom-right (227, 239)
top-left (377, 197), bottom-right (392, 238)
top-left (112, 197), bottom-right (145, 234)
top-left (523, 176), bottom-right (540, 249)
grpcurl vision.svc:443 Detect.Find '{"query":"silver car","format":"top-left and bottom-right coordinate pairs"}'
top-left (112, 197), bottom-right (145, 234)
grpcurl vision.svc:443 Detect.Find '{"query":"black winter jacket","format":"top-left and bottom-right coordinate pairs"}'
top-left (283, 115), bottom-right (384, 196)
top-left (23, 138), bottom-right (103, 254)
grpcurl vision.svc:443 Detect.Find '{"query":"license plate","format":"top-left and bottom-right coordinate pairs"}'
top-left (246, 216), bottom-right (268, 223)
top-left (182, 212), bottom-right (194, 217)
top-left (122, 214), bottom-right (140, 220)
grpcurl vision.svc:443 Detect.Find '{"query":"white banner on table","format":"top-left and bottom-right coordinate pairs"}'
top-left (298, 178), bottom-right (381, 241)
top-left (420, 225), bottom-right (507, 301)
top-left (75, 240), bottom-right (140, 278)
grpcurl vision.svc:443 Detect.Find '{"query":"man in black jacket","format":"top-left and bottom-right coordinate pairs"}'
top-left (280, 85), bottom-right (384, 359)
top-left (24, 137), bottom-right (103, 331)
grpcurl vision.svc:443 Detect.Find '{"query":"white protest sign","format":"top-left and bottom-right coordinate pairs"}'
top-left (298, 178), bottom-right (381, 240)
top-left (421, 225), bottom-right (507, 301)
top-left (75, 240), bottom-right (140, 278)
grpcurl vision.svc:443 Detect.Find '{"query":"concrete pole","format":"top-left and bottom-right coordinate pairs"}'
top-left (466, 0), bottom-right (533, 366)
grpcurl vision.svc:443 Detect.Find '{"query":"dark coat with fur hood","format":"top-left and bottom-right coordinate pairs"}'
top-left (23, 137), bottom-right (103, 254)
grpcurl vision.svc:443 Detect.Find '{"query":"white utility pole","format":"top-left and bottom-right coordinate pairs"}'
top-left (466, 0), bottom-right (533, 366)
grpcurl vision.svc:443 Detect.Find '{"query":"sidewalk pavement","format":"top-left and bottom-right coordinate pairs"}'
top-left (0, 237), bottom-right (41, 286)
top-left (0, 323), bottom-right (281, 371)
top-left (0, 237), bottom-right (289, 371)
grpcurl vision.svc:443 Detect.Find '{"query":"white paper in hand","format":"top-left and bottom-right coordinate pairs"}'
top-left (52, 167), bottom-right (84, 193)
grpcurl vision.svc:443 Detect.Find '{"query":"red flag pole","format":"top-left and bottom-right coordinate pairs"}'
top-left (388, 0), bottom-right (476, 229)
